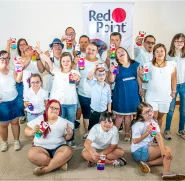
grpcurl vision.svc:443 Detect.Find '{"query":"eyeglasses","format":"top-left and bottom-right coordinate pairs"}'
top-left (142, 109), bottom-right (153, 116)
top-left (30, 81), bottom-right (41, 84)
top-left (145, 41), bottom-right (155, 45)
top-left (66, 32), bottom-right (75, 36)
top-left (52, 44), bottom-right (62, 48)
top-left (49, 106), bottom-right (60, 111)
top-left (0, 57), bottom-right (10, 61)
top-left (96, 73), bottom-right (106, 77)
top-left (175, 40), bottom-right (184, 44)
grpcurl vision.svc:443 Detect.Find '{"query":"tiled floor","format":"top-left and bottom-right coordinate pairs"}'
top-left (0, 107), bottom-right (185, 181)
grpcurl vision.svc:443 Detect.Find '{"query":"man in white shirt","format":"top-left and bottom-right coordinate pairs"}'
top-left (134, 35), bottom-right (156, 100)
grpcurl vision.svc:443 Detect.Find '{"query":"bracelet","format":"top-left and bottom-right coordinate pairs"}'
top-left (38, 51), bottom-right (43, 55)
top-left (172, 90), bottom-right (176, 93)
top-left (36, 58), bottom-right (40, 61)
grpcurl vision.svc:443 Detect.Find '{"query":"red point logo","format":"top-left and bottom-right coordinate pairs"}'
top-left (112, 8), bottom-right (126, 23)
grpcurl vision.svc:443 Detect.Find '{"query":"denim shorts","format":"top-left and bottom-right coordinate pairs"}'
top-left (27, 112), bottom-right (43, 122)
top-left (44, 144), bottom-right (68, 158)
top-left (78, 95), bottom-right (91, 119)
top-left (131, 146), bottom-right (149, 162)
top-left (0, 95), bottom-right (25, 122)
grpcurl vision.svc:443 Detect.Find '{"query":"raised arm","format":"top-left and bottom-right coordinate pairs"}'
top-left (107, 64), bottom-right (116, 84)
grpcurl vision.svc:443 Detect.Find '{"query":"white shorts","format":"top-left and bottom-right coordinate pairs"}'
top-left (147, 101), bottom-right (170, 113)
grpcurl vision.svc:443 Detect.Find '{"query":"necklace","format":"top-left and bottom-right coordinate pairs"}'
top-left (155, 60), bottom-right (165, 67)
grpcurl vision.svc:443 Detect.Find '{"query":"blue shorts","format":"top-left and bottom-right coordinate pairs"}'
top-left (0, 95), bottom-right (25, 122)
top-left (44, 144), bottom-right (68, 158)
top-left (131, 146), bottom-right (149, 162)
top-left (78, 95), bottom-right (91, 119)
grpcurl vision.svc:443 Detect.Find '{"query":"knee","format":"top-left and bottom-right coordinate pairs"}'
top-left (117, 148), bottom-right (125, 157)
top-left (63, 146), bottom-right (73, 158)
top-left (10, 118), bottom-right (19, 125)
top-left (28, 150), bottom-right (36, 163)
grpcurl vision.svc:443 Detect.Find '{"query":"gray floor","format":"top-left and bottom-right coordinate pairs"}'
top-left (0, 107), bottom-right (185, 181)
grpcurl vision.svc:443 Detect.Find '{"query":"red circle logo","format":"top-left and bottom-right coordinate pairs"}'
top-left (112, 8), bottom-right (126, 23)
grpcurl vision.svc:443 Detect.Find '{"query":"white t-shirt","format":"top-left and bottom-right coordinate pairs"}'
top-left (134, 44), bottom-right (153, 89)
top-left (27, 115), bottom-right (73, 149)
top-left (77, 58), bottom-right (101, 98)
top-left (0, 70), bottom-right (17, 102)
top-left (43, 57), bottom-right (60, 93)
top-left (87, 124), bottom-right (119, 149)
top-left (22, 60), bottom-right (41, 95)
top-left (131, 119), bottom-right (160, 152)
top-left (145, 61), bottom-right (176, 103)
top-left (24, 87), bottom-right (48, 114)
top-left (50, 66), bottom-right (80, 104)
top-left (167, 54), bottom-right (185, 84)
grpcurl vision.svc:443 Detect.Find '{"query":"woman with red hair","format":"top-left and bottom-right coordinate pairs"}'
top-left (24, 99), bottom-right (73, 176)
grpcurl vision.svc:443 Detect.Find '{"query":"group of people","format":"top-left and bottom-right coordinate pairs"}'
top-left (0, 27), bottom-right (185, 180)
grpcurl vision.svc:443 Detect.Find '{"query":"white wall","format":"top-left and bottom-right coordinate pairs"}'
top-left (0, 1), bottom-right (185, 55)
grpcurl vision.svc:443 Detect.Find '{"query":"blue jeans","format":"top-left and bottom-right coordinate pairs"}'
top-left (27, 112), bottom-right (43, 122)
top-left (165, 82), bottom-right (185, 131)
top-left (61, 104), bottom-right (77, 141)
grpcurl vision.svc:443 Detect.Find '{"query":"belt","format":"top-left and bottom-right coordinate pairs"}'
top-left (28, 112), bottom-right (42, 116)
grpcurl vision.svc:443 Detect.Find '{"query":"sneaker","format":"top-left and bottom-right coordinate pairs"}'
top-left (59, 163), bottom-right (68, 171)
top-left (163, 131), bottom-right (172, 140)
top-left (177, 130), bottom-right (185, 139)
top-left (118, 123), bottom-right (123, 133)
top-left (33, 166), bottom-right (45, 176)
top-left (67, 140), bottom-right (76, 149)
top-left (161, 172), bottom-right (185, 180)
top-left (112, 157), bottom-right (127, 167)
top-left (83, 133), bottom-right (89, 141)
top-left (14, 140), bottom-right (21, 151)
top-left (138, 161), bottom-right (151, 173)
top-left (75, 120), bottom-right (80, 131)
top-left (1, 141), bottom-right (8, 152)
top-left (19, 116), bottom-right (27, 124)
top-left (87, 161), bottom-right (96, 167)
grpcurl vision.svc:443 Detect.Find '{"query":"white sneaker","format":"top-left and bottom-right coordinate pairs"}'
top-left (1, 141), bottom-right (8, 152)
top-left (83, 133), bottom-right (88, 141)
top-left (163, 130), bottom-right (172, 140)
top-left (177, 130), bottom-right (185, 139)
top-left (14, 140), bottom-right (21, 151)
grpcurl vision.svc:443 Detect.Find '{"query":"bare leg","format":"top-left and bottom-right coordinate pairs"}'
top-left (83, 119), bottom-right (89, 133)
top-left (147, 145), bottom-right (172, 174)
top-left (115, 114), bottom-right (124, 129)
top-left (43, 146), bottom-right (73, 173)
top-left (0, 122), bottom-right (9, 141)
top-left (124, 115), bottom-right (131, 138)
top-left (10, 118), bottom-right (20, 140)
top-left (76, 108), bottom-right (82, 120)
top-left (28, 146), bottom-right (51, 166)
top-left (157, 112), bottom-right (165, 128)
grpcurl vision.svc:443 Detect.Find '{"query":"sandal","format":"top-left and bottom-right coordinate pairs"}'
top-left (161, 172), bottom-right (185, 180)
top-left (124, 133), bottom-right (131, 142)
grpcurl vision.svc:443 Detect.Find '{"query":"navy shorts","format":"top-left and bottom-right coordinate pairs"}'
top-left (44, 144), bottom-right (68, 158)
top-left (131, 146), bottom-right (149, 162)
top-left (78, 94), bottom-right (91, 119)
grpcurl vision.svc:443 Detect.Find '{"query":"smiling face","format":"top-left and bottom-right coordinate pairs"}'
top-left (52, 43), bottom-right (63, 55)
top-left (110, 35), bottom-right (121, 49)
top-left (0, 52), bottom-right (9, 69)
top-left (79, 37), bottom-right (90, 52)
top-left (141, 106), bottom-right (154, 121)
top-left (95, 69), bottom-right (106, 83)
top-left (143, 37), bottom-right (155, 53)
top-left (85, 43), bottom-right (98, 59)
top-left (174, 37), bottom-right (185, 50)
top-left (101, 120), bottom-right (114, 132)
top-left (18, 40), bottom-right (27, 53)
top-left (116, 47), bottom-right (128, 63)
top-left (48, 102), bottom-right (61, 120)
top-left (154, 46), bottom-right (166, 60)
top-left (65, 27), bottom-right (76, 41)
top-left (30, 76), bottom-right (42, 92)
top-left (61, 55), bottom-right (72, 70)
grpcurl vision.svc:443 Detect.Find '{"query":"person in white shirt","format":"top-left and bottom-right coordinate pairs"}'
top-left (36, 42), bottom-right (80, 149)
top-left (24, 99), bottom-right (73, 176)
top-left (131, 102), bottom-right (185, 180)
top-left (164, 33), bottom-right (185, 140)
top-left (0, 50), bottom-right (24, 152)
top-left (140, 44), bottom-right (177, 128)
top-left (74, 42), bottom-right (102, 140)
top-left (82, 111), bottom-right (127, 167)
top-left (43, 38), bottom-right (64, 93)
top-left (24, 74), bottom-right (48, 122)
top-left (134, 35), bottom-right (156, 100)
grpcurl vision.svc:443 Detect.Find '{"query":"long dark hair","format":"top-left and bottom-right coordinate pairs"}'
top-left (152, 43), bottom-right (167, 66)
top-left (115, 47), bottom-right (135, 65)
top-left (17, 38), bottom-right (28, 56)
top-left (42, 99), bottom-right (62, 138)
top-left (168, 33), bottom-right (185, 58)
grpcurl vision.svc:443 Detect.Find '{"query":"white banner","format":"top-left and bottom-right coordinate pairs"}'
top-left (83, 2), bottom-right (134, 56)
